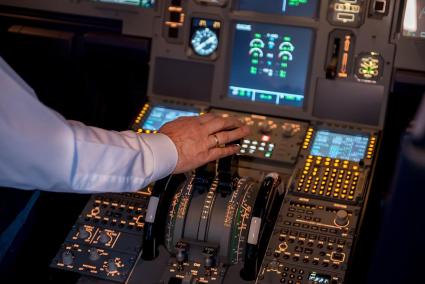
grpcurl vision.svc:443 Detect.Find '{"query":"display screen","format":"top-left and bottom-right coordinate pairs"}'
top-left (402, 0), bottom-right (425, 38)
top-left (308, 272), bottom-right (331, 283)
top-left (141, 106), bottom-right (199, 131)
top-left (91, 0), bottom-right (155, 8)
top-left (228, 22), bottom-right (314, 107)
top-left (310, 130), bottom-right (369, 162)
top-left (238, 0), bottom-right (320, 18)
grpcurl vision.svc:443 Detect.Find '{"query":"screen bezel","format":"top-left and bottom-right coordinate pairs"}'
top-left (235, 0), bottom-right (321, 20)
top-left (89, 0), bottom-right (156, 9)
top-left (400, 0), bottom-right (425, 40)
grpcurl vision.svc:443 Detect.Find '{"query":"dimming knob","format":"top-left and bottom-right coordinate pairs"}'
top-left (335, 210), bottom-right (349, 227)
top-left (99, 231), bottom-right (111, 244)
top-left (281, 123), bottom-right (300, 138)
top-left (89, 248), bottom-right (100, 261)
top-left (61, 250), bottom-right (74, 266)
top-left (78, 226), bottom-right (90, 239)
top-left (107, 259), bottom-right (118, 272)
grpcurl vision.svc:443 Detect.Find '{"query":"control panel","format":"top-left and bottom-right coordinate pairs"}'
top-left (51, 188), bottom-right (153, 282)
top-left (212, 109), bottom-right (308, 164)
top-left (26, 0), bottom-right (396, 282)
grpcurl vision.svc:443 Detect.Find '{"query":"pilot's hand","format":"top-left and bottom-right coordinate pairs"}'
top-left (160, 113), bottom-right (251, 174)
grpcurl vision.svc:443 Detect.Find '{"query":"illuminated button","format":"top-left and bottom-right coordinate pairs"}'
top-left (319, 191), bottom-right (324, 195)
top-left (242, 144), bottom-right (248, 148)
top-left (265, 152), bottom-right (272, 158)
top-left (249, 149), bottom-right (255, 154)
top-left (348, 196), bottom-right (354, 200)
top-left (240, 149), bottom-right (246, 154)
top-left (269, 143), bottom-right (275, 149)
top-left (341, 194), bottom-right (346, 199)
top-left (326, 192), bottom-right (331, 196)
top-left (258, 146), bottom-right (265, 151)
top-left (306, 162), bottom-right (311, 167)
top-left (252, 141), bottom-right (258, 145)
top-left (260, 142), bottom-right (266, 147)
top-left (325, 162), bottom-right (330, 166)
top-left (261, 135), bottom-right (271, 142)
top-left (333, 193), bottom-right (339, 197)
top-left (353, 165), bottom-right (359, 170)
top-left (249, 145), bottom-right (257, 150)
top-left (333, 169), bottom-right (337, 173)
top-left (308, 155), bottom-right (313, 159)
top-left (342, 190), bottom-right (347, 194)
top-left (243, 139), bottom-right (251, 144)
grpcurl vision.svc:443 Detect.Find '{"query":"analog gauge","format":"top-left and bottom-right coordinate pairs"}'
top-left (191, 27), bottom-right (219, 57)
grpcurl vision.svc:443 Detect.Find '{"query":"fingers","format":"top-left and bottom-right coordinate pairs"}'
top-left (198, 113), bottom-right (217, 124)
top-left (205, 116), bottom-right (244, 134)
top-left (207, 145), bottom-right (240, 161)
top-left (213, 125), bottom-right (251, 146)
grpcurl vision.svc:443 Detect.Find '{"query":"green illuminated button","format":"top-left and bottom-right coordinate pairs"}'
top-left (265, 152), bottom-right (272, 158)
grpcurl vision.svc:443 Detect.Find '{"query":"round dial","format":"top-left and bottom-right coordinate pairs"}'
top-left (191, 27), bottom-right (219, 57)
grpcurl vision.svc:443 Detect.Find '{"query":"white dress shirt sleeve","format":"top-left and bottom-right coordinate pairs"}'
top-left (0, 56), bottom-right (178, 193)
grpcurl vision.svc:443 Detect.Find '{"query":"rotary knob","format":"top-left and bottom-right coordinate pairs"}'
top-left (61, 250), bottom-right (74, 266)
top-left (259, 122), bottom-right (272, 135)
top-left (335, 210), bottom-right (349, 227)
top-left (89, 248), bottom-right (100, 261)
top-left (107, 258), bottom-right (118, 272)
top-left (99, 231), bottom-right (111, 244)
top-left (281, 123), bottom-right (300, 138)
top-left (78, 226), bottom-right (90, 239)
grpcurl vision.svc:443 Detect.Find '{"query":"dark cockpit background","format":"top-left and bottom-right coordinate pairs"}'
top-left (0, 1), bottom-right (424, 283)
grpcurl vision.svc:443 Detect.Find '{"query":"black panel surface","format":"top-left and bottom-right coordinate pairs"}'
top-left (313, 79), bottom-right (384, 126)
top-left (153, 57), bottom-right (213, 102)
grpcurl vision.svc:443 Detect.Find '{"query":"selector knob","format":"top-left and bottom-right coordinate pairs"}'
top-left (335, 210), bottom-right (349, 227)
top-left (107, 258), bottom-right (118, 272)
top-left (61, 250), bottom-right (74, 266)
top-left (99, 231), bottom-right (111, 244)
top-left (281, 123), bottom-right (300, 138)
top-left (89, 248), bottom-right (100, 261)
top-left (78, 226), bottom-right (90, 239)
top-left (176, 248), bottom-right (186, 264)
top-left (260, 123), bottom-right (272, 135)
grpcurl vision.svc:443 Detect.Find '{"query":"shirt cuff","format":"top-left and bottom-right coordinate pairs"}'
top-left (141, 133), bottom-right (178, 182)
